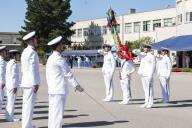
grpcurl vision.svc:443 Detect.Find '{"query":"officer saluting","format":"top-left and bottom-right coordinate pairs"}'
top-left (157, 48), bottom-right (172, 103)
top-left (133, 44), bottom-right (156, 109)
top-left (46, 36), bottom-right (84, 128)
top-left (21, 31), bottom-right (40, 128)
top-left (0, 46), bottom-right (6, 115)
top-left (98, 44), bottom-right (116, 102)
top-left (5, 50), bottom-right (20, 122)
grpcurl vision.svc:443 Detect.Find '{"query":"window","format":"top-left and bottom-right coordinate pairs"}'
top-left (77, 29), bottom-right (82, 37)
top-left (164, 18), bottom-right (173, 27)
top-left (125, 23), bottom-right (132, 34)
top-left (95, 26), bottom-right (101, 36)
top-left (134, 22), bottom-right (141, 33)
top-left (72, 29), bottom-right (76, 38)
top-left (102, 26), bottom-right (107, 35)
top-left (177, 14), bottom-right (182, 24)
top-left (89, 28), bottom-right (94, 36)
top-left (116, 24), bottom-right (120, 33)
top-left (13, 38), bottom-right (17, 44)
top-left (143, 21), bottom-right (151, 32)
top-left (83, 28), bottom-right (89, 36)
top-left (186, 12), bottom-right (192, 22)
top-left (0, 40), bottom-right (2, 44)
top-left (153, 19), bottom-right (161, 30)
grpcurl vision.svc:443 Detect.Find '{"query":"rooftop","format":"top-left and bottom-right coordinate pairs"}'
top-left (73, 7), bottom-right (176, 23)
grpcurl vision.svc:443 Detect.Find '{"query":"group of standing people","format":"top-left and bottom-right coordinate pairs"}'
top-left (99, 44), bottom-right (172, 109)
top-left (65, 55), bottom-right (92, 69)
top-left (76, 56), bottom-right (92, 68)
top-left (0, 46), bottom-right (20, 122)
top-left (0, 31), bottom-right (84, 128)
top-left (0, 31), bottom-right (173, 127)
top-left (171, 52), bottom-right (191, 68)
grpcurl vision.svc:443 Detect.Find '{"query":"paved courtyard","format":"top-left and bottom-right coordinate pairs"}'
top-left (0, 66), bottom-right (192, 128)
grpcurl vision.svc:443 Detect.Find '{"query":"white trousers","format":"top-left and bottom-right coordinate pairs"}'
top-left (0, 88), bottom-right (4, 112)
top-left (48, 94), bottom-right (66, 128)
top-left (78, 61), bottom-right (81, 68)
top-left (159, 76), bottom-right (170, 102)
top-left (120, 78), bottom-right (131, 102)
top-left (22, 88), bottom-right (36, 128)
top-left (5, 89), bottom-right (16, 119)
top-left (103, 73), bottom-right (114, 100)
top-left (141, 76), bottom-right (154, 105)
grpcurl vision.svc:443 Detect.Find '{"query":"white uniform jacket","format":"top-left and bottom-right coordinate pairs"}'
top-left (157, 55), bottom-right (172, 78)
top-left (98, 50), bottom-right (116, 75)
top-left (0, 56), bottom-right (6, 85)
top-left (85, 57), bottom-right (90, 62)
top-left (21, 45), bottom-right (40, 87)
top-left (120, 59), bottom-right (136, 80)
top-left (133, 50), bottom-right (156, 78)
top-left (6, 59), bottom-right (20, 89)
top-left (77, 57), bottom-right (81, 63)
top-left (46, 51), bottom-right (79, 95)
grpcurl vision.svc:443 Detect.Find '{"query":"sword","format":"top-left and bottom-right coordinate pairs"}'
top-left (128, 79), bottom-right (132, 100)
top-left (83, 90), bottom-right (117, 119)
top-left (148, 79), bottom-right (152, 102)
top-left (108, 78), bottom-right (113, 96)
top-left (166, 78), bottom-right (170, 100)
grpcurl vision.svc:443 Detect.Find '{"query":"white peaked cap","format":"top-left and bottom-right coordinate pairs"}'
top-left (143, 44), bottom-right (152, 48)
top-left (48, 36), bottom-right (62, 46)
top-left (161, 47), bottom-right (170, 51)
top-left (0, 46), bottom-right (6, 51)
top-left (23, 31), bottom-right (36, 41)
top-left (9, 49), bottom-right (19, 53)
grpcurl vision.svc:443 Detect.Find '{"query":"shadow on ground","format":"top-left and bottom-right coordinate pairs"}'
top-left (33, 114), bottom-right (89, 120)
top-left (113, 98), bottom-right (162, 105)
top-left (153, 99), bottom-right (192, 108)
top-left (39, 120), bottom-right (129, 128)
top-left (0, 119), bottom-right (7, 123)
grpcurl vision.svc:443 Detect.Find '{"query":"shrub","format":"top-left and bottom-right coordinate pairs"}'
top-left (37, 49), bottom-right (46, 65)
top-left (182, 68), bottom-right (192, 72)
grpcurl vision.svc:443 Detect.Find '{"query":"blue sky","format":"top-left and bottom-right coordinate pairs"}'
top-left (0, 0), bottom-right (175, 32)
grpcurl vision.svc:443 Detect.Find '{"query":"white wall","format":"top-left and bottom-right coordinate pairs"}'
top-left (177, 23), bottom-right (192, 35)
top-left (71, 0), bottom-right (192, 49)
top-left (155, 27), bottom-right (176, 41)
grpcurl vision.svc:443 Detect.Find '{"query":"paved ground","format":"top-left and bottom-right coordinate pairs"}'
top-left (0, 66), bottom-right (192, 128)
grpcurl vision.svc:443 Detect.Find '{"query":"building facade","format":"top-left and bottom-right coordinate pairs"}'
top-left (71, 0), bottom-right (192, 49)
top-left (0, 32), bottom-right (21, 50)
top-left (1, 0), bottom-right (191, 51)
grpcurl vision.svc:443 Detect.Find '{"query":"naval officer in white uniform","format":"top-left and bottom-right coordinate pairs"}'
top-left (117, 51), bottom-right (136, 105)
top-left (21, 31), bottom-right (40, 128)
top-left (0, 46), bottom-right (6, 115)
top-left (98, 44), bottom-right (116, 102)
top-left (46, 36), bottom-right (84, 128)
top-left (77, 56), bottom-right (82, 68)
top-left (133, 44), bottom-right (156, 108)
top-left (5, 50), bottom-right (20, 122)
top-left (157, 48), bottom-right (172, 103)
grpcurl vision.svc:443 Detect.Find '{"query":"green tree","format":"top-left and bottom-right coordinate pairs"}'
top-left (20, 0), bottom-right (74, 54)
top-left (126, 37), bottom-right (154, 51)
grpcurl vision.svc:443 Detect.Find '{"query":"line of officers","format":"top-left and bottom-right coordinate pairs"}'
top-left (98, 44), bottom-right (172, 109)
top-left (0, 31), bottom-right (84, 128)
top-left (0, 31), bottom-right (172, 128)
